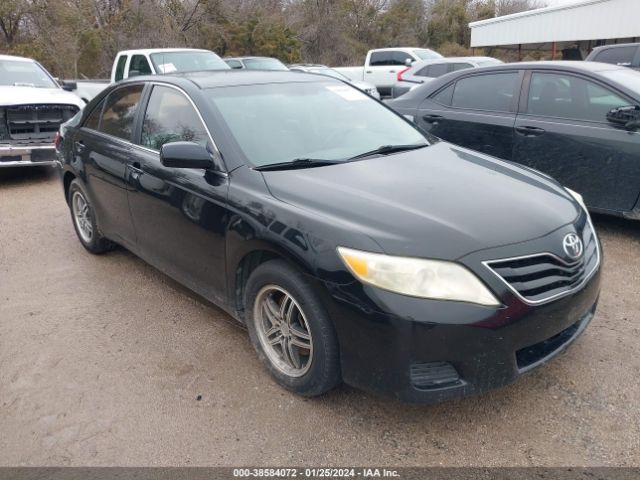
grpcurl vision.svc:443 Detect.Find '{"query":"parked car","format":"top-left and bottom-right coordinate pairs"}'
top-left (0, 54), bottom-right (84, 168)
top-left (387, 61), bottom-right (640, 220)
top-left (391, 56), bottom-right (502, 98)
top-left (289, 64), bottom-right (380, 99)
top-left (334, 47), bottom-right (442, 98)
top-left (224, 56), bottom-right (289, 71)
top-left (585, 42), bottom-right (640, 70)
top-left (58, 70), bottom-right (600, 403)
top-left (66, 48), bottom-right (230, 102)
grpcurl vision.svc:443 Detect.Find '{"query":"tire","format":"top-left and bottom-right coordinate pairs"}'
top-left (245, 260), bottom-right (341, 396)
top-left (68, 179), bottom-right (114, 254)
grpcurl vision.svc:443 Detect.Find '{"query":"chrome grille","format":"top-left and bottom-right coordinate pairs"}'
top-left (4, 104), bottom-right (78, 142)
top-left (485, 219), bottom-right (599, 304)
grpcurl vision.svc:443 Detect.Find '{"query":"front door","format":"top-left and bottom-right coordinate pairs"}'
top-left (513, 71), bottom-right (640, 212)
top-left (126, 84), bottom-right (229, 304)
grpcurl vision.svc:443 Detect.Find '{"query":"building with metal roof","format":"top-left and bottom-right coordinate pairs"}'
top-left (469, 0), bottom-right (640, 60)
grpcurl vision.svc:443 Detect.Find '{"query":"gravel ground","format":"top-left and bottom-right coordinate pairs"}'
top-left (1, 167), bottom-right (639, 467)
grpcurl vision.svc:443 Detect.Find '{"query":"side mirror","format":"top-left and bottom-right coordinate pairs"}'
top-left (607, 105), bottom-right (640, 130)
top-left (128, 70), bottom-right (141, 78)
top-left (61, 80), bottom-right (77, 91)
top-left (160, 142), bottom-right (214, 169)
top-left (404, 58), bottom-right (413, 67)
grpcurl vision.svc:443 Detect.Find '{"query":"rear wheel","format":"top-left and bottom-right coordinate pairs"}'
top-left (245, 260), bottom-right (341, 396)
top-left (68, 179), bottom-right (113, 254)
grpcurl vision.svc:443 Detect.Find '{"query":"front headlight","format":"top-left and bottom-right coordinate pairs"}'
top-left (337, 247), bottom-right (500, 306)
top-left (565, 187), bottom-right (587, 212)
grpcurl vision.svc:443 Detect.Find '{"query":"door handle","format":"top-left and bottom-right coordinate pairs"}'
top-left (515, 126), bottom-right (545, 137)
top-left (74, 141), bottom-right (85, 153)
top-left (365, 70), bottom-right (372, 74)
top-left (389, 70), bottom-right (396, 73)
top-left (422, 114), bottom-right (443, 124)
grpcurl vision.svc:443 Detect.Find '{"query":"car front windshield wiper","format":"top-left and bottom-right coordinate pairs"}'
top-left (253, 158), bottom-right (343, 172)
top-left (348, 143), bottom-right (428, 161)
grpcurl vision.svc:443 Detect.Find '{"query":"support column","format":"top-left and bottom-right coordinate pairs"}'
top-left (551, 42), bottom-right (556, 60)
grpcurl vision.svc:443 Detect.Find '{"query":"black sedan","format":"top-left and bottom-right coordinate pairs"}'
top-left (387, 61), bottom-right (640, 220)
top-left (57, 71), bottom-right (600, 403)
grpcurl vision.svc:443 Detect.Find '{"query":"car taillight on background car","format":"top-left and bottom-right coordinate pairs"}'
top-left (54, 132), bottom-right (62, 151)
top-left (397, 67), bottom-right (411, 82)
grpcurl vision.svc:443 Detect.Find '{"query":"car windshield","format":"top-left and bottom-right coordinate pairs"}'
top-left (208, 81), bottom-right (426, 167)
top-left (150, 51), bottom-right (230, 74)
top-left (0, 60), bottom-right (57, 88)
top-left (243, 58), bottom-right (288, 71)
top-left (308, 68), bottom-right (350, 81)
top-left (602, 68), bottom-right (640, 96)
top-left (412, 49), bottom-right (442, 60)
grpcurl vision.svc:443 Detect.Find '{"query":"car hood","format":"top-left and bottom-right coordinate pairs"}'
top-left (262, 142), bottom-right (580, 260)
top-left (0, 86), bottom-right (84, 109)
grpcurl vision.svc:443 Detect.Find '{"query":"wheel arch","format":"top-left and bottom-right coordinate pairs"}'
top-left (228, 242), bottom-right (317, 322)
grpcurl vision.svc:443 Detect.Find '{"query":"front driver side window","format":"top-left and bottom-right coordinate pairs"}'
top-left (527, 72), bottom-right (629, 122)
top-left (141, 85), bottom-right (209, 151)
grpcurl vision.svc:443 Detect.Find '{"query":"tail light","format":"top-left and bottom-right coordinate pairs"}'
top-left (54, 132), bottom-right (62, 151)
top-left (397, 67), bottom-right (411, 82)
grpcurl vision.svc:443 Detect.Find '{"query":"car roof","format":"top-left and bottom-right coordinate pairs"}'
top-left (590, 42), bottom-right (639, 51)
top-left (479, 60), bottom-right (630, 74)
top-left (123, 70), bottom-right (331, 90)
top-left (0, 54), bottom-right (35, 63)
top-left (395, 60), bottom-right (639, 103)
top-left (225, 56), bottom-right (281, 61)
top-left (118, 48), bottom-right (211, 56)
top-left (410, 56), bottom-right (499, 68)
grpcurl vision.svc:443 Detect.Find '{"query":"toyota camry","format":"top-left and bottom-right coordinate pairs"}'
top-left (57, 71), bottom-right (601, 403)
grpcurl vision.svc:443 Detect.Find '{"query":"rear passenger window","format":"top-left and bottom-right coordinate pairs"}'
top-left (594, 46), bottom-right (637, 66)
top-left (114, 55), bottom-right (128, 82)
top-left (431, 83), bottom-right (454, 105)
top-left (451, 73), bottom-right (518, 112)
top-left (370, 51), bottom-right (405, 66)
top-left (140, 85), bottom-right (208, 151)
top-left (99, 84), bottom-right (144, 141)
top-left (129, 55), bottom-right (152, 76)
top-left (426, 63), bottom-right (449, 77)
top-left (84, 99), bottom-right (105, 130)
top-left (451, 63), bottom-right (473, 72)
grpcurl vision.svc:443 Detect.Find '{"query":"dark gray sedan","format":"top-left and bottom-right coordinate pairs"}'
top-left (387, 61), bottom-right (640, 220)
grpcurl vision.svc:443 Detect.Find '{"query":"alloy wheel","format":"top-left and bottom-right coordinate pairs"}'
top-left (254, 285), bottom-right (314, 377)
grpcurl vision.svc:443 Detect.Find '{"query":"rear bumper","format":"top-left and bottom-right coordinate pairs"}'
top-left (0, 144), bottom-right (57, 167)
top-left (322, 265), bottom-right (601, 403)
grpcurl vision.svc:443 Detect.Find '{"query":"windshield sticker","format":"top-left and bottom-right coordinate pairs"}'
top-left (326, 85), bottom-right (367, 101)
top-left (158, 63), bottom-right (177, 74)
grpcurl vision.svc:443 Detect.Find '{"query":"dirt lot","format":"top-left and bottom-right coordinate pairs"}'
top-left (1, 167), bottom-right (639, 467)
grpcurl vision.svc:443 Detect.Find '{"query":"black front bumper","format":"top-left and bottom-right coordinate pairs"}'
top-left (321, 264), bottom-right (600, 403)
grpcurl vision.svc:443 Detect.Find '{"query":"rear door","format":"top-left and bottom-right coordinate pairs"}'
top-left (77, 84), bottom-right (144, 246)
top-left (126, 84), bottom-right (229, 304)
top-left (513, 70), bottom-right (640, 212)
top-left (415, 70), bottom-right (522, 160)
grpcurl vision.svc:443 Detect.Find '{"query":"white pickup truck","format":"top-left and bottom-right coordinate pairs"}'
top-left (334, 47), bottom-right (442, 98)
top-left (0, 54), bottom-right (84, 168)
top-left (67, 48), bottom-right (230, 102)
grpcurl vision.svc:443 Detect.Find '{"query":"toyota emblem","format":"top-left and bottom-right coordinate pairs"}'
top-left (562, 233), bottom-right (583, 260)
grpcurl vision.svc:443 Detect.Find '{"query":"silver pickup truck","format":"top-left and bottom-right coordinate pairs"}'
top-left (0, 54), bottom-right (84, 168)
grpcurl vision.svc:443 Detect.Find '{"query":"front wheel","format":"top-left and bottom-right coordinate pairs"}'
top-left (68, 179), bottom-right (113, 254)
top-left (245, 260), bottom-right (341, 396)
